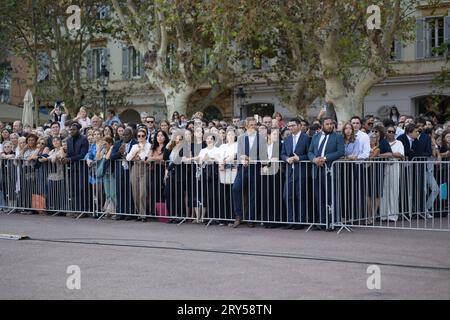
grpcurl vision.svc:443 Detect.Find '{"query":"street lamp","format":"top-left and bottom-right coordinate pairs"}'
top-left (236, 86), bottom-right (246, 119)
top-left (100, 64), bottom-right (109, 118)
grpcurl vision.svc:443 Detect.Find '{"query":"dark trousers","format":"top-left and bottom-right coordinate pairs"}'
top-left (284, 166), bottom-right (308, 223)
top-left (69, 162), bottom-right (90, 212)
top-left (313, 166), bottom-right (332, 225)
top-left (232, 165), bottom-right (260, 221)
top-left (115, 167), bottom-right (134, 214)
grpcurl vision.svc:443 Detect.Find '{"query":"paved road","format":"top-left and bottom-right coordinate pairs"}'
top-left (0, 213), bottom-right (449, 300)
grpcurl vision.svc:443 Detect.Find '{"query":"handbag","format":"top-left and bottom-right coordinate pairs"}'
top-left (96, 159), bottom-right (106, 178)
top-left (441, 183), bottom-right (448, 200)
top-left (32, 194), bottom-right (46, 210)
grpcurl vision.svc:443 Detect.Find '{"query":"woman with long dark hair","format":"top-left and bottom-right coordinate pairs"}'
top-left (164, 133), bottom-right (186, 222)
top-left (389, 106), bottom-right (400, 124)
top-left (367, 125), bottom-right (392, 224)
top-left (147, 130), bottom-right (169, 219)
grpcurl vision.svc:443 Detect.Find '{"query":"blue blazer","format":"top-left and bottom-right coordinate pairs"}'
top-left (307, 132), bottom-right (345, 176)
top-left (281, 133), bottom-right (311, 177)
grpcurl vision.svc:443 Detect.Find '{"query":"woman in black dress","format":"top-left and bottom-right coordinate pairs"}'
top-left (164, 133), bottom-right (186, 221)
top-left (147, 130), bottom-right (169, 219)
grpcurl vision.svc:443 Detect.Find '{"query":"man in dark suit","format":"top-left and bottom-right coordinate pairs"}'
top-left (308, 117), bottom-right (345, 230)
top-left (110, 127), bottom-right (137, 220)
top-left (62, 123), bottom-right (89, 216)
top-left (398, 121), bottom-right (432, 215)
top-left (281, 118), bottom-right (311, 229)
top-left (397, 123), bottom-right (419, 161)
top-left (230, 117), bottom-right (268, 228)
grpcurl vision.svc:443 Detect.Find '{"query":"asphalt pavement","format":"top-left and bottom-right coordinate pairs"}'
top-left (0, 213), bottom-right (449, 300)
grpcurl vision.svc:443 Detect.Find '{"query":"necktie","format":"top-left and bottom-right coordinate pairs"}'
top-left (318, 135), bottom-right (327, 157)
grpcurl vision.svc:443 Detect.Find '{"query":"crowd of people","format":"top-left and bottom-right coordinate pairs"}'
top-left (0, 103), bottom-right (449, 231)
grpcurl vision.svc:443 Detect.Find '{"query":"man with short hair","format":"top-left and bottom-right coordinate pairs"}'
top-left (91, 115), bottom-right (102, 130)
top-left (110, 127), bottom-right (137, 220)
top-left (145, 116), bottom-right (157, 142)
top-left (62, 123), bottom-right (89, 216)
top-left (13, 120), bottom-right (24, 137)
top-left (232, 117), bottom-right (240, 127)
top-left (47, 122), bottom-right (62, 150)
top-left (230, 117), bottom-right (268, 228)
top-left (282, 118), bottom-right (311, 229)
top-left (104, 110), bottom-right (122, 126)
top-left (140, 112), bottom-right (149, 125)
top-left (362, 115), bottom-right (374, 134)
top-left (262, 116), bottom-right (272, 128)
top-left (308, 117), bottom-right (345, 230)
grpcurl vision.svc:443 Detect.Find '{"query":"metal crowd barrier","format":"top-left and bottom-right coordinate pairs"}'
top-left (94, 159), bottom-right (331, 230)
top-left (0, 158), bottom-right (95, 218)
top-left (331, 159), bottom-right (450, 232)
top-left (2, 157), bottom-right (448, 233)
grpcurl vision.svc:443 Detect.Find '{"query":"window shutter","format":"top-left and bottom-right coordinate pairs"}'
top-left (261, 56), bottom-right (270, 70)
top-left (444, 11), bottom-right (450, 47)
top-left (394, 39), bottom-right (402, 61)
top-left (102, 47), bottom-right (109, 69)
top-left (140, 53), bottom-right (145, 77)
top-left (122, 46), bottom-right (129, 79)
top-left (415, 18), bottom-right (426, 59)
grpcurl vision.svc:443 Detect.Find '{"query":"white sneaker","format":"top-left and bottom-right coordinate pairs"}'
top-left (426, 213), bottom-right (433, 219)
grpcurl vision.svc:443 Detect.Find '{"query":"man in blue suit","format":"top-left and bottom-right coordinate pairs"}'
top-left (308, 117), bottom-right (345, 230)
top-left (110, 127), bottom-right (137, 220)
top-left (230, 117), bottom-right (268, 228)
top-left (281, 118), bottom-right (311, 229)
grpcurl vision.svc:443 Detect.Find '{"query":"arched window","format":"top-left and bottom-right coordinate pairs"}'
top-left (203, 105), bottom-right (223, 121)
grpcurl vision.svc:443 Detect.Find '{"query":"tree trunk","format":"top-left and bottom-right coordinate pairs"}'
top-left (162, 87), bottom-right (195, 119)
top-left (326, 88), bottom-right (364, 124)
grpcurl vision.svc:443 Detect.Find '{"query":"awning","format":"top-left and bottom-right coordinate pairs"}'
top-left (0, 103), bottom-right (49, 124)
top-left (0, 103), bottom-right (23, 122)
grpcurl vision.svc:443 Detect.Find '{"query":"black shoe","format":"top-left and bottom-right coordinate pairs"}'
top-left (283, 224), bottom-right (293, 230)
top-left (124, 216), bottom-right (134, 221)
top-left (312, 225), bottom-right (323, 231)
top-left (247, 223), bottom-right (255, 228)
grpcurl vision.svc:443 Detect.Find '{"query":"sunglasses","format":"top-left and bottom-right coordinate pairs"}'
top-left (146, 120), bottom-right (154, 123)
top-left (387, 130), bottom-right (395, 134)
top-left (137, 135), bottom-right (146, 138)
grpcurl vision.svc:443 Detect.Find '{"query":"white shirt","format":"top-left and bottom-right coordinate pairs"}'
top-left (77, 117), bottom-right (91, 129)
top-left (355, 130), bottom-right (371, 159)
top-left (199, 146), bottom-right (220, 163)
top-left (126, 142), bottom-right (151, 161)
top-left (291, 132), bottom-right (301, 152)
top-left (318, 133), bottom-right (330, 157)
top-left (395, 127), bottom-right (404, 139)
top-left (219, 143), bottom-right (237, 162)
top-left (248, 133), bottom-right (256, 150)
top-left (407, 135), bottom-right (415, 149)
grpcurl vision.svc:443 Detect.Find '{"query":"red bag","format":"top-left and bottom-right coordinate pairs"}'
top-left (155, 202), bottom-right (169, 223)
top-left (32, 194), bottom-right (46, 212)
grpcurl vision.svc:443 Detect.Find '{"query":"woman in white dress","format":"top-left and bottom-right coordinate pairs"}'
top-left (380, 125), bottom-right (405, 222)
top-left (217, 128), bottom-right (238, 221)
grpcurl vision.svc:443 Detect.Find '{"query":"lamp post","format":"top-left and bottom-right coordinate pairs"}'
top-left (100, 64), bottom-right (109, 118)
top-left (236, 86), bottom-right (246, 119)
